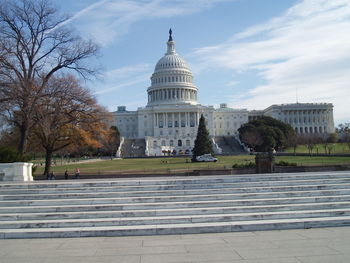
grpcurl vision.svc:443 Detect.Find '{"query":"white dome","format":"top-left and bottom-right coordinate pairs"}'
top-left (154, 53), bottom-right (190, 72)
top-left (147, 30), bottom-right (198, 106)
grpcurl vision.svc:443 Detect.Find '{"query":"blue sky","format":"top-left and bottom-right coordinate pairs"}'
top-left (53, 0), bottom-right (350, 125)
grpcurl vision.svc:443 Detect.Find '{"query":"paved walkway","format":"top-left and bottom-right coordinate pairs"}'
top-left (1, 226), bottom-right (350, 263)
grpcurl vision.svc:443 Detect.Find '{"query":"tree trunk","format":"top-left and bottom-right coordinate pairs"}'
top-left (43, 148), bottom-right (53, 178)
top-left (18, 123), bottom-right (29, 155)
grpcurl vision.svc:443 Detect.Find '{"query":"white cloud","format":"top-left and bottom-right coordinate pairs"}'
top-left (70, 0), bottom-right (231, 46)
top-left (193, 0), bottom-right (350, 123)
top-left (105, 63), bottom-right (151, 79)
top-left (94, 76), bottom-right (148, 95)
top-left (92, 63), bottom-right (152, 94)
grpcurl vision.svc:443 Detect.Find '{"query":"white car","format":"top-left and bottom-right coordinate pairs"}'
top-left (196, 154), bottom-right (218, 162)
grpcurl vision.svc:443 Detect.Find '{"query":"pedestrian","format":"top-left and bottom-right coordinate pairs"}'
top-left (50, 171), bottom-right (55, 180)
top-left (75, 168), bottom-right (80, 179)
top-left (64, 170), bottom-right (69, 180)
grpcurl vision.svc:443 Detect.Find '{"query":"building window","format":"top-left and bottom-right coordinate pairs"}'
top-left (186, 140), bottom-right (190, 147)
top-left (161, 140), bottom-right (166, 146)
top-left (181, 113), bottom-right (186, 127)
top-left (178, 140), bottom-right (182, 146)
top-left (170, 140), bottom-right (174, 146)
top-left (153, 141), bottom-right (157, 147)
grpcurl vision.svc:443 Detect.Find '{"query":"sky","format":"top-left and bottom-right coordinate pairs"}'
top-left (52, 0), bottom-right (350, 125)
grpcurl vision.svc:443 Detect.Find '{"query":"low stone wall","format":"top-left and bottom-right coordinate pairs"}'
top-left (190, 168), bottom-right (256, 176)
top-left (275, 165), bottom-right (350, 173)
top-left (0, 162), bottom-right (34, 181)
top-left (190, 165), bottom-right (350, 176)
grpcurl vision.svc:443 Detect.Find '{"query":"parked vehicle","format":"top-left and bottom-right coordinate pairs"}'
top-left (196, 154), bottom-right (218, 162)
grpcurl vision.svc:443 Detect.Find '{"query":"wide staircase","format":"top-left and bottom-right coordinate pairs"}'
top-left (120, 139), bottom-right (146, 157)
top-left (214, 136), bottom-right (245, 154)
top-left (1, 171), bottom-right (350, 238)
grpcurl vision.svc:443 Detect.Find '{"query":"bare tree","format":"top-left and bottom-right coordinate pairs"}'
top-left (337, 123), bottom-right (350, 152)
top-left (303, 135), bottom-right (316, 156)
top-left (286, 133), bottom-right (299, 155)
top-left (0, 0), bottom-right (99, 153)
top-left (32, 75), bottom-right (108, 176)
top-left (345, 131), bottom-right (350, 152)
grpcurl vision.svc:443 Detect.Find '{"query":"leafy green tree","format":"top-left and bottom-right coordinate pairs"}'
top-left (0, 147), bottom-right (29, 163)
top-left (239, 116), bottom-right (296, 152)
top-left (192, 115), bottom-right (213, 161)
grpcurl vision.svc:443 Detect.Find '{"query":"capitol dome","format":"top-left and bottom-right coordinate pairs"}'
top-left (154, 51), bottom-right (190, 72)
top-left (147, 29), bottom-right (198, 106)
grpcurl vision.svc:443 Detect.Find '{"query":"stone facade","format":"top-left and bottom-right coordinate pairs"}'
top-left (113, 31), bottom-right (335, 156)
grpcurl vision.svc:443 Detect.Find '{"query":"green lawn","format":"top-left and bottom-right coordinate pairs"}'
top-left (34, 155), bottom-right (350, 176)
top-left (35, 155), bottom-right (255, 175)
top-left (285, 143), bottom-right (350, 154)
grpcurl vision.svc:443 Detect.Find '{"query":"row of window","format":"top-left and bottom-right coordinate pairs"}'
top-left (157, 62), bottom-right (186, 69)
top-left (214, 122), bottom-right (241, 129)
top-left (284, 116), bottom-right (328, 124)
top-left (158, 120), bottom-right (196, 128)
top-left (118, 117), bottom-right (137, 123)
top-left (149, 88), bottom-right (197, 102)
top-left (295, 126), bottom-right (327, 134)
top-left (280, 110), bottom-right (330, 115)
top-left (214, 115), bottom-right (245, 120)
top-left (152, 75), bottom-right (192, 85)
top-left (153, 139), bottom-right (191, 147)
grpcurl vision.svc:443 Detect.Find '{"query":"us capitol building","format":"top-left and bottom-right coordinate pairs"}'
top-left (113, 30), bottom-right (334, 156)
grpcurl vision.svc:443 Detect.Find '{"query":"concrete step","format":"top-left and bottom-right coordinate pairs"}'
top-left (1, 208), bottom-right (350, 229)
top-left (2, 183), bottom-right (350, 200)
top-left (3, 179), bottom-right (350, 198)
top-left (2, 188), bottom-right (350, 207)
top-left (1, 195), bottom-right (350, 213)
top-left (1, 172), bottom-right (350, 190)
top-left (2, 201), bottom-right (350, 221)
top-left (2, 189), bottom-right (350, 207)
top-left (1, 172), bottom-right (350, 238)
top-left (1, 216), bottom-right (350, 239)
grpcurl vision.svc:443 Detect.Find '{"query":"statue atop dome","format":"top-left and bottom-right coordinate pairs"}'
top-left (168, 28), bottom-right (173, 41)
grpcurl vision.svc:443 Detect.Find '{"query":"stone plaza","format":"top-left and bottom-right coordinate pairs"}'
top-left (0, 227), bottom-right (350, 262)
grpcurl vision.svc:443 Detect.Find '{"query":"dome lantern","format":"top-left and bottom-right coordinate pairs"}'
top-left (167, 28), bottom-right (176, 54)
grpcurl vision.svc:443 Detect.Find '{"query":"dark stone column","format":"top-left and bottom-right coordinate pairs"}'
top-left (255, 152), bottom-right (275, 173)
